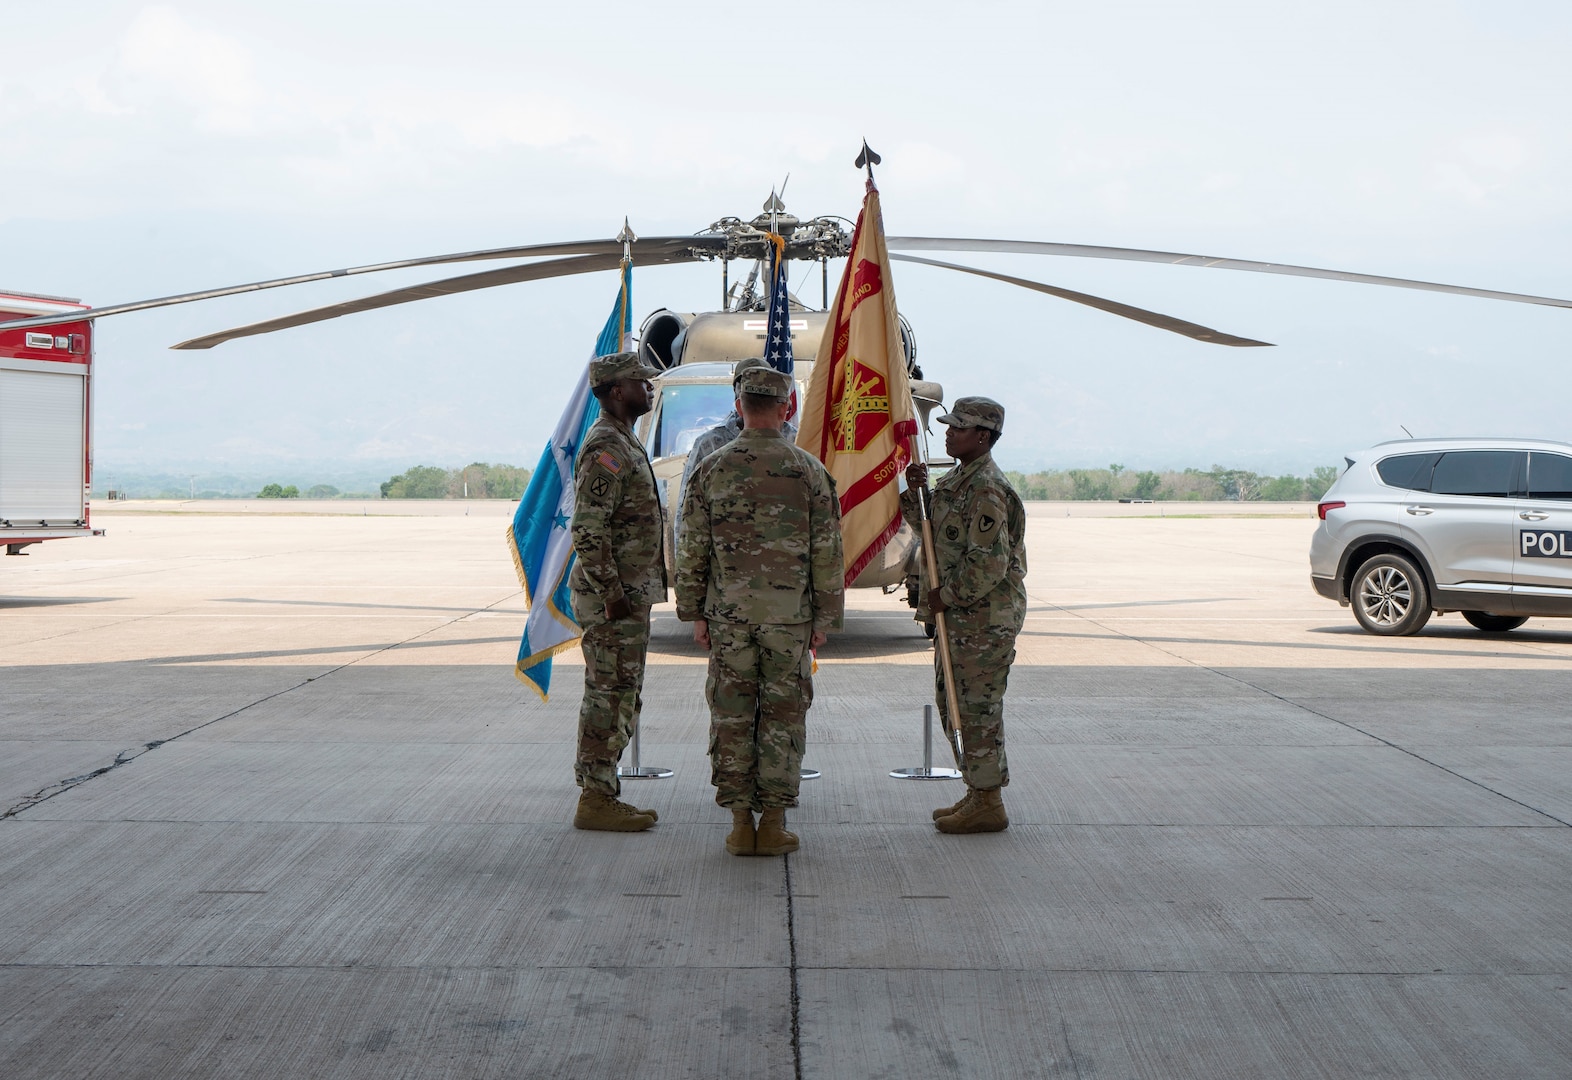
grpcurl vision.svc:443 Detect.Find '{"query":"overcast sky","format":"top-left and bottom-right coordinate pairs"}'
top-left (3, 0), bottom-right (1570, 479)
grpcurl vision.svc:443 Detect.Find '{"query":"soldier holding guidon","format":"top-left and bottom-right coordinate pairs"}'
top-left (903, 396), bottom-right (1027, 834)
top-left (677, 364), bottom-right (844, 857)
top-left (568, 352), bottom-right (668, 832)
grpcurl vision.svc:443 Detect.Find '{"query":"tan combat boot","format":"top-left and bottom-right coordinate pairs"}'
top-left (931, 787), bottom-right (976, 821)
top-left (753, 808), bottom-right (799, 856)
top-left (573, 790), bottom-right (655, 832)
top-left (935, 788), bottom-right (1007, 834)
top-left (624, 800), bottom-right (659, 822)
top-left (725, 809), bottom-right (756, 856)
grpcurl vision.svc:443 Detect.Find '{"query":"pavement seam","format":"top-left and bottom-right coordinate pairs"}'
top-left (1061, 1016), bottom-right (1087, 1080)
top-left (1040, 598), bottom-right (1572, 829)
top-left (1204, 671), bottom-right (1572, 828)
top-left (1, 592), bottom-right (522, 821)
top-left (1, 607), bottom-right (176, 651)
top-left (1, 962), bottom-right (1562, 977)
top-left (784, 852), bottom-right (804, 1080)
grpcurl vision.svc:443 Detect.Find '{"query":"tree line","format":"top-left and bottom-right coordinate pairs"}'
top-left (1002, 464), bottom-right (1341, 502)
top-left (258, 483), bottom-right (345, 499)
top-left (252, 461), bottom-right (1334, 503)
top-left (377, 463), bottom-right (532, 500)
top-left (252, 463), bottom-right (532, 499)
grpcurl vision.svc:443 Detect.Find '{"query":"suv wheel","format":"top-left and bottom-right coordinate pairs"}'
top-left (1461, 611), bottom-right (1528, 633)
top-left (1350, 553), bottom-right (1432, 636)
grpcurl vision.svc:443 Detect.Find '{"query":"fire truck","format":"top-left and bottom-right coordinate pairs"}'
top-left (0, 290), bottom-right (100, 556)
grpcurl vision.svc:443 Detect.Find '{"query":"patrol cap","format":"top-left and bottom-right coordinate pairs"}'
top-left (589, 351), bottom-right (662, 388)
top-left (936, 395), bottom-right (1005, 433)
top-left (735, 363), bottom-right (792, 402)
top-left (731, 356), bottom-right (772, 387)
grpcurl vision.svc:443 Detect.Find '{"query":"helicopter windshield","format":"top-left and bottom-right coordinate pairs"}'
top-left (652, 382), bottom-right (736, 458)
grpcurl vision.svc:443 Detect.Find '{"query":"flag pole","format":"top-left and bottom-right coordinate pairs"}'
top-left (612, 218), bottom-right (672, 781)
top-left (909, 435), bottom-right (965, 766)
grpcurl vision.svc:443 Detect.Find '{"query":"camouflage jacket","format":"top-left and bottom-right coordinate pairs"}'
top-left (676, 427), bottom-right (845, 633)
top-left (901, 451), bottom-right (1027, 630)
top-left (568, 414), bottom-right (669, 609)
top-left (675, 414), bottom-right (800, 546)
top-left (674, 412), bottom-right (743, 547)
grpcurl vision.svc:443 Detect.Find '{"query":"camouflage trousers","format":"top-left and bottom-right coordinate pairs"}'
top-left (706, 620), bottom-right (813, 811)
top-left (934, 617), bottom-right (1017, 790)
top-left (572, 599), bottom-right (651, 797)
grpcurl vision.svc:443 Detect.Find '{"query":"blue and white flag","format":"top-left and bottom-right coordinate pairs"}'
top-left (507, 263), bottom-right (632, 699)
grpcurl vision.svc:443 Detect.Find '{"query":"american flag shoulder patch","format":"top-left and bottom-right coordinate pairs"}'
top-left (596, 452), bottom-right (623, 474)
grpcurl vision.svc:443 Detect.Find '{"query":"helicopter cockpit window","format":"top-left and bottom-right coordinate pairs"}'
top-left (651, 383), bottom-right (737, 458)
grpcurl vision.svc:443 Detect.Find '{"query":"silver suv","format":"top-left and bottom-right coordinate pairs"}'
top-left (1310, 438), bottom-right (1572, 635)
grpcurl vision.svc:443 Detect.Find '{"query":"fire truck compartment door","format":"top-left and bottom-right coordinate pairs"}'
top-left (0, 367), bottom-right (86, 523)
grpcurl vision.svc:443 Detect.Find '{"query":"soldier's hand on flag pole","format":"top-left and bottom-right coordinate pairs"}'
top-left (905, 462), bottom-right (928, 488)
top-left (927, 589), bottom-right (949, 615)
top-left (693, 618), bottom-right (711, 650)
top-left (810, 630), bottom-right (827, 650)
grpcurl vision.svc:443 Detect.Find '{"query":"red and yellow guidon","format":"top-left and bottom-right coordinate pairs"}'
top-left (850, 259), bottom-right (882, 312)
top-left (829, 358), bottom-right (891, 454)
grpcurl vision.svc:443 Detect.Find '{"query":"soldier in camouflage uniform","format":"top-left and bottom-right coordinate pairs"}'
top-left (673, 358), bottom-right (798, 546)
top-left (902, 396), bottom-right (1027, 834)
top-left (676, 365), bottom-right (844, 857)
top-left (568, 352), bottom-right (669, 832)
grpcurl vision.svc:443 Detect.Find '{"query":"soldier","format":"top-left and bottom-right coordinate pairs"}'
top-left (568, 351), bottom-right (668, 832)
top-left (672, 358), bottom-right (797, 547)
top-left (672, 403), bottom-right (741, 549)
top-left (676, 365), bottom-right (844, 856)
top-left (902, 396), bottom-right (1027, 834)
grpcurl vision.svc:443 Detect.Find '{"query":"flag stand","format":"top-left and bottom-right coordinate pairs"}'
top-left (889, 705), bottom-right (962, 781)
top-left (618, 721), bottom-right (673, 779)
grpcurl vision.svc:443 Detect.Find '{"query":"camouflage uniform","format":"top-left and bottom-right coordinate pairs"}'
top-left (672, 365), bottom-right (797, 546)
top-left (675, 368), bottom-right (844, 811)
top-left (674, 411), bottom-right (742, 547)
top-left (569, 358), bottom-right (668, 797)
top-left (901, 398), bottom-right (1027, 791)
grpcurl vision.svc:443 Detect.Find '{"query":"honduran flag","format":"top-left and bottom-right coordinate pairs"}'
top-left (507, 262), bottom-right (632, 699)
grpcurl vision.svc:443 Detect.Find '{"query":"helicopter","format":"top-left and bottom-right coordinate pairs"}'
top-left (3, 172), bottom-right (1570, 595)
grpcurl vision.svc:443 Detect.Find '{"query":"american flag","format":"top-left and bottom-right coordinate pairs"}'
top-left (764, 233), bottom-right (794, 376)
top-left (765, 233), bottom-right (798, 420)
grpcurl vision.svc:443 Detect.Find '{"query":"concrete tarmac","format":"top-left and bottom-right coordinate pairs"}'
top-left (2, 501), bottom-right (1569, 1078)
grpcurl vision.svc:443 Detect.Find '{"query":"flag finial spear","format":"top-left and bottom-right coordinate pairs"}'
top-left (616, 218), bottom-right (637, 262)
top-left (763, 189), bottom-right (785, 236)
top-left (854, 140), bottom-right (881, 183)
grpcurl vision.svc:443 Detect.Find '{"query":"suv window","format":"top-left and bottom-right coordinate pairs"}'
top-left (1429, 450), bottom-right (1522, 497)
top-left (1375, 452), bottom-right (1441, 491)
top-left (1529, 452), bottom-right (1572, 500)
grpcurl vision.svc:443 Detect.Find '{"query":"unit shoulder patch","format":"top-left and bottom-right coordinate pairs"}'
top-left (969, 496), bottom-right (1007, 547)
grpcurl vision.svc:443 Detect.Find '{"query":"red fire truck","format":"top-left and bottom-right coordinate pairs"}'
top-left (0, 290), bottom-right (100, 556)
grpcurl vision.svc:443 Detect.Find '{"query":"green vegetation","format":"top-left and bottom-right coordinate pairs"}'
top-left (1003, 464), bottom-right (1340, 502)
top-left (379, 462), bottom-right (532, 499)
top-left (257, 483), bottom-right (300, 498)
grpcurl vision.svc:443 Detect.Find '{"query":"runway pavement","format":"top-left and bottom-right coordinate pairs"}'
top-left (2, 501), bottom-right (1569, 1079)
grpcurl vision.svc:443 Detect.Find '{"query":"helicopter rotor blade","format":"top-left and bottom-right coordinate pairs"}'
top-left (889, 253), bottom-right (1273, 347)
top-left (0, 236), bottom-right (724, 333)
top-left (169, 249), bottom-right (702, 350)
top-left (886, 237), bottom-right (1572, 309)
